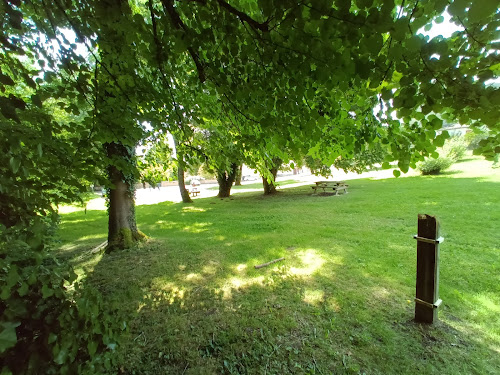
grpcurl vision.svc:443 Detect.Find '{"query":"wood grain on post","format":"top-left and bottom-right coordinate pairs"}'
top-left (415, 214), bottom-right (440, 323)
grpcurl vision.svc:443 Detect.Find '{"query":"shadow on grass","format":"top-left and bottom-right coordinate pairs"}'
top-left (88, 238), bottom-right (499, 375)
top-left (58, 174), bottom-right (500, 374)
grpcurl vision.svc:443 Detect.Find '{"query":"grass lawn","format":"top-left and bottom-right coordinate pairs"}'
top-left (57, 157), bottom-right (500, 374)
top-left (206, 179), bottom-right (302, 191)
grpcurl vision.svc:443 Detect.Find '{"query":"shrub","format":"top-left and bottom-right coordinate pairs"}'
top-left (417, 156), bottom-right (453, 175)
top-left (443, 136), bottom-right (467, 161)
top-left (465, 127), bottom-right (489, 150)
top-left (0, 222), bottom-right (125, 374)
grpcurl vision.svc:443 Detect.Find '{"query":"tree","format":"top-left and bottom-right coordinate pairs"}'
top-left (137, 135), bottom-right (175, 187)
top-left (261, 158), bottom-right (282, 195)
top-left (173, 135), bottom-right (193, 203)
top-left (94, 0), bottom-right (149, 251)
top-left (4, 0), bottom-right (500, 251)
top-left (234, 164), bottom-right (243, 186)
top-left (191, 124), bottom-right (245, 198)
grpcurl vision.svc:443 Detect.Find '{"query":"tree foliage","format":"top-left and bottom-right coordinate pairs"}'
top-left (1, 0), bottom-right (500, 370)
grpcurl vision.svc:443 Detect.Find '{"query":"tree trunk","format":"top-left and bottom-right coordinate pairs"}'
top-left (263, 159), bottom-right (281, 195)
top-left (106, 143), bottom-right (146, 252)
top-left (217, 163), bottom-right (238, 198)
top-left (95, 0), bottom-right (145, 252)
top-left (177, 151), bottom-right (193, 203)
top-left (234, 164), bottom-right (243, 186)
top-left (173, 137), bottom-right (192, 203)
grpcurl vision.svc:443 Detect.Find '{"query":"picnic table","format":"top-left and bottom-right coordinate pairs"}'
top-left (188, 187), bottom-right (200, 197)
top-left (311, 181), bottom-right (349, 195)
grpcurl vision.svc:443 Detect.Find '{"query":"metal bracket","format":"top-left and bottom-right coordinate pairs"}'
top-left (415, 298), bottom-right (442, 309)
top-left (413, 235), bottom-right (444, 244)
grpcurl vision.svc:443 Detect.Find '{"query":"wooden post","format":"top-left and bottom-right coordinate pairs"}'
top-left (414, 214), bottom-right (443, 324)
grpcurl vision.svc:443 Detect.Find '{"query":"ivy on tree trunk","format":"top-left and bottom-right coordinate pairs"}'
top-left (106, 142), bottom-right (146, 252)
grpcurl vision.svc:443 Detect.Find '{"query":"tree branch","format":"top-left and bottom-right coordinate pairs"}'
top-left (216, 0), bottom-right (269, 32)
top-left (456, 16), bottom-right (487, 48)
top-left (161, 0), bottom-right (206, 82)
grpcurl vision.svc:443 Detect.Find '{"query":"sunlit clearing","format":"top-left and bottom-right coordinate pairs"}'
top-left (303, 288), bottom-right (325, 306)
top-left (58, 205), bottom-right (84, 214)
top-left (289, 249), bottom-right (326, 276)
top-left (181, 206), bottom-right (206, 213)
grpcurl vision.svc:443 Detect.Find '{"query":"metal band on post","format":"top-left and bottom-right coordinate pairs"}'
top-left (415, 298), bottom-right (442, 309)
top-left (413, 235), bottom-right (444, 244)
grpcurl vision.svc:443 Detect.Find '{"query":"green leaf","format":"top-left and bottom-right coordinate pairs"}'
top-left (48, 333), bottom-right (58, 345)
top-left (87, 340), bottom-right (98, 357)
top-left (6, 266), bottom-right (19, 288)
top-left (31, 95), bottom-right (43, 108)
top-left (53, 344), bottom-right (68, 365)
top-left (0, 322), bottom-right (20, 353)
top-left (468, 0), bottom-right (497, 22)
top-left (41, 284), bottom-right (54, 299)
top-left (0, 73), bottom-right (15, 86)
top-left (8, 157), bottom-right (20, 173)
top-left (18, 282), bottom-right (28, 297)
top-left (393, 170), bottom-right (401, 177)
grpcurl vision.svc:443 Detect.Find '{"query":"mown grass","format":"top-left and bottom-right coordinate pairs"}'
top-left (56, 157), bottom-right (500, 375)
top-left (206, 179), bottom-right (302, 191)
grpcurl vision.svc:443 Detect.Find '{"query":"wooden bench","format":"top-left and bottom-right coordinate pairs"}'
top-left (311, 181), bottom-right (349, 195)
top-left (188, 188), bottom-right (200, 197)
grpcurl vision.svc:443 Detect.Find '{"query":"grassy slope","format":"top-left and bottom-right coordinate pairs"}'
top-left (57, 157), bottom-right (500, 375)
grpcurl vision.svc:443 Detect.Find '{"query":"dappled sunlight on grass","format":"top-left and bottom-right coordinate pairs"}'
top-left (182, 222), bottom-right (212, 233)
top-left (58, 233), bottom-right (106, 251)
top-left (288, 249), bottom-right (327, 277)
top-left (303, 288), bottom-right (325, 306)
top-left (185, 273), bottom-right (202, 281)
top-left (201, 261), bottom-right (220, 275)
top-left (220, 275), bottom-right (266, 299)
top-left (56, 157), bottom-right (500, 374)
top-left (235, 264), bottom-right (247, 272)
top-left (181, 206), bottom-right (207, 213)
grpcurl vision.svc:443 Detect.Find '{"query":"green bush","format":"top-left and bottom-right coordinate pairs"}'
top-left (417, 156), bottom-right (453, 175)
top-left (465, 128), bottom-right (490, 150)
top-left (443, 136), bottom-right (467, 161)
top-left (0, 223), bottom-right (125, 375)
